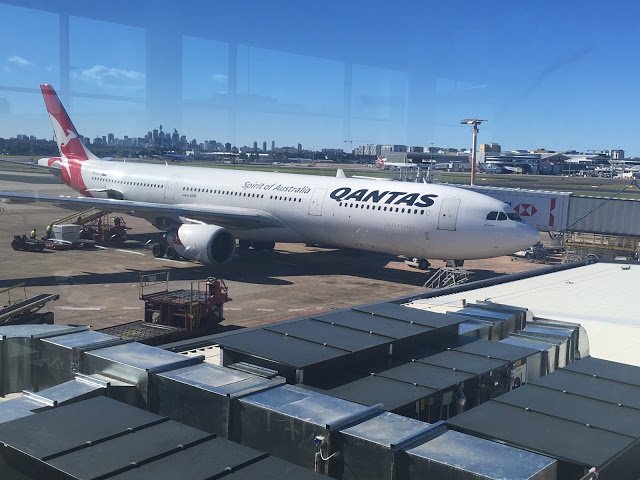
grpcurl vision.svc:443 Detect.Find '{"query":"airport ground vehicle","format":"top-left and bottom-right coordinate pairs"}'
top-left (99, 273), bottom-right (231, 346)
top-left (10, 235), bottom-right (45, 252)
top-left (513, 242), bottom-right (547, 262)
top-left (79, 214), bottom-right (128, 245)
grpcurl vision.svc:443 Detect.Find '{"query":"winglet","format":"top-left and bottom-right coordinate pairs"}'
top-left (40, 84), bottom-right (98, 161)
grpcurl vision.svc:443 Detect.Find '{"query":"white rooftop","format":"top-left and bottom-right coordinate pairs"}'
top-left (406, 262), bottom-right (640, 366)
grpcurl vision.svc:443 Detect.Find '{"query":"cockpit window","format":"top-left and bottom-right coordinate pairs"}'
top-left (497, 212), bottom-right (508, 221)
top-left (486, 211), bottom-right (498, 220)
top-left (507, 212), bottom-right (522, 222)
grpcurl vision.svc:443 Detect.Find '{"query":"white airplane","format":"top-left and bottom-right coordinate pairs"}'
top-left (0, 84), bottom-right (539, 267)
top-left (375, 155), bottom-right (423, 170)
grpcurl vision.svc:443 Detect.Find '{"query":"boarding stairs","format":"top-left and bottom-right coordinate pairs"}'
top-left (423, 267), bottom-right (470, 290)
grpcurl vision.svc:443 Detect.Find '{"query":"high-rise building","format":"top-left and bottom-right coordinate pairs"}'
top-left (609, 149), bottom-right (625, 160)
top-left (262, 141), bottom-right (267, 152)
top-left (225, 142), bottom-right (232, 151)
top-left (253, 141), bottom-right (258, 151)
top-left (271, 140), bottom-right (275, 151)
top-left (107, 133), bottom-right (115, 144)
top-left (298, 143), bottom-right (302, 152)
top-left (480, 143), bottom-right (501, 153)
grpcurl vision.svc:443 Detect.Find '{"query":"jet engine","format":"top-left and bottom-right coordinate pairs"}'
top-left (166, 224), bottom-right (236, 264)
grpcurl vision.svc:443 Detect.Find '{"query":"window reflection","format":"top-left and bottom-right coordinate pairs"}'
top-left (69, 16), bottom-right (145, 101)
top-left (182, 36), bottom-right (228, 100)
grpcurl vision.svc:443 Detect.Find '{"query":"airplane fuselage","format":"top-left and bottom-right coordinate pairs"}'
top-left (74, 159), bottom-right (538, 260)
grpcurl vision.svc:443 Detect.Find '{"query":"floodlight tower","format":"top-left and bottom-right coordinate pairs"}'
top-left (460, 118), bottom-right (486, 186)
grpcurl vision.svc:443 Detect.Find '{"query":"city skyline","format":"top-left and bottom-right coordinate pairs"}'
top-left (3, 126), bottom-right (630, 161)
top-left (1, 2), bottom-right (639, 155)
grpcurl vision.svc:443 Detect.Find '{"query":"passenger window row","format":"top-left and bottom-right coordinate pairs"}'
top-left (90, 179), bottom-right (309, 203)
top-left (270, 196), bottom-right (302, 202)
top-left (182, 186), bottom-right (265, 199)
top-left (339, 202), bottom-right (426, 215)
top-left (90, 176), bottom-right (309, 205)
top-left (91, 176), bottom-right (163, 189)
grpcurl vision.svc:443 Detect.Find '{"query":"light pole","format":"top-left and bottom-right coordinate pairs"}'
top-left (461, 118), bottom-right (486, 186)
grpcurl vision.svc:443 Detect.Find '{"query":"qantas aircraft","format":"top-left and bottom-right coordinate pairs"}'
top-left (0, 84), bottom-right (539, 267)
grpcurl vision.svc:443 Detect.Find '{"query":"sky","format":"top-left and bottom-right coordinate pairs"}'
top-left (1, 1), bottom-right (640, 155)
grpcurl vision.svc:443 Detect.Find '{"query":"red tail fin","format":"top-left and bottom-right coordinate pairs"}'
top-left (40, 84), bottom-right (98, 161)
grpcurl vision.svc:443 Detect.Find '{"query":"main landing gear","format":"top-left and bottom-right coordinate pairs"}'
top-left (151, 241), bottom-right (181, 260)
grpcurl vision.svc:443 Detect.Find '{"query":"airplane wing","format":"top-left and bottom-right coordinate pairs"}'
top-left (0, 191), bottom-right (286, 230)
top-left (0, 157), bottom-right (61, 175)
top-left (0, 158), bottom-right (39, 167)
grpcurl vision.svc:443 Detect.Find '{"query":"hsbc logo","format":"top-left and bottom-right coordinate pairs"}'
top-left (515, 203), bottom-right (538, 216)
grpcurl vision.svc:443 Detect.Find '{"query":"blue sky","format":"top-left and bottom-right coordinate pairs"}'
top-left (1, 1), bottom-right (640, 155)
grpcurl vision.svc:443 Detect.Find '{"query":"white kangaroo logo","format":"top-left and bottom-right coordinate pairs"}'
top-left (49, 113), bottom-right (78, 147)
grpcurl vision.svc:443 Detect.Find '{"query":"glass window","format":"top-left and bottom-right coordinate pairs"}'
top-left (498, 212), bottom-right (508, 220)
top-left (70, 17), bottom-right (145, 99)
top-left (0, 5), bottom-right (58, 120)
top-left (182, 36), bottom-right (228, 100)
top-left (486, 211), bottom-right (498, 220)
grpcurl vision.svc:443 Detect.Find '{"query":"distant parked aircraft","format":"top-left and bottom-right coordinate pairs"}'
top-left (375, 155), bottom-right (421, 170)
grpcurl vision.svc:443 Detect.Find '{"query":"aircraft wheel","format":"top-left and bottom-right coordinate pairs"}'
top-left (418, 258), bottom-right (430, 270)
top-left (584, 254), bottom-right (598, 264)
top-left (11, 240), bottom-right (19, 251)
top-left (166, 246), bottom-right (180, 260)
top-left (152, 243), bottom-right (166, 258)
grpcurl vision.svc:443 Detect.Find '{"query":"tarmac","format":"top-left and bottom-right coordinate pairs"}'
top-left (0, 171), bottom-right (546, 330)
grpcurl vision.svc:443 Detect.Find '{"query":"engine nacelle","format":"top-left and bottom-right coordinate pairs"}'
top-left (166, 224), bottom-right (235, 265)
